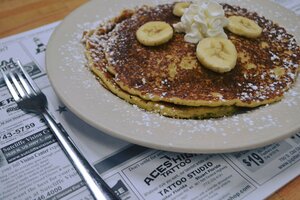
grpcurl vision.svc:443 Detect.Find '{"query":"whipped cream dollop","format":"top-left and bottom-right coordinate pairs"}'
top-left (173, 0), bottom-right (229, 43)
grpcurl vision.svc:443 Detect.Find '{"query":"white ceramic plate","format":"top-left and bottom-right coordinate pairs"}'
top-left (46, 0), bottom-right (300, 153)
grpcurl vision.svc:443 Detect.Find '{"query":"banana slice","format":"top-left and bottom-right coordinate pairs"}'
top-left (136, 21), bottom-right (174, 46)
top-left (226, 16), bottom-right (262, 38)
top-left (196, 38), bottom-right (237, 73)
top-left (173, 2), bottom-right (191, 17)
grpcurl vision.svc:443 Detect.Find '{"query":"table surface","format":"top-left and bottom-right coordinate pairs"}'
top-left (0, 0), bottom-right (299, 199)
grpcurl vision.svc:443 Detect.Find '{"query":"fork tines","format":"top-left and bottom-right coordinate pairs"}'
top-left (0, 60), bottom-right (40, 101)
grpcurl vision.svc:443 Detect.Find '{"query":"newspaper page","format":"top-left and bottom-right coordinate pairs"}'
top-left (0, 1), bottom-right (300, 200)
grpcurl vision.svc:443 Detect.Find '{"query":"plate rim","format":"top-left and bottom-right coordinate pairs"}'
top-left (46, 0), bottom-right (300, 153)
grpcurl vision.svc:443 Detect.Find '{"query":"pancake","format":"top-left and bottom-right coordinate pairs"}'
top-left (88, 3), bottom-right (300, 108)
top-left (84, 30), bottom-right (237, 119)
top-left (83, 2), bottom-right (300, 119)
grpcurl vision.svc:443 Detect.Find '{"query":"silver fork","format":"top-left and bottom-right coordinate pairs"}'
top-left (0, 61), bottom-right (119, 200)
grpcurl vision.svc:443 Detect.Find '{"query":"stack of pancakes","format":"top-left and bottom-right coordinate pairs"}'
top-left (83, 3), bottom-right (300, 119)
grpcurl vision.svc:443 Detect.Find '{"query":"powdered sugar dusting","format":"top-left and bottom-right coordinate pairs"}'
top-left (49, 0), bottom-right (300, 152)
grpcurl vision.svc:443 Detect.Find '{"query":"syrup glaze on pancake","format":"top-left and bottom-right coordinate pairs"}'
top-left (84, 29), bottom-right (237, 119)
top-left (86, 3), bottom-right (300, 108)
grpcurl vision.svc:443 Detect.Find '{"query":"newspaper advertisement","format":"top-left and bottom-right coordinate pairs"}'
top-left (0, 1), bottom-right (300, 200)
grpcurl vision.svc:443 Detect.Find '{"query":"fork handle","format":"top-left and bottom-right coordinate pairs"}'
top-left (42, 110), bottom-right (119, 200)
